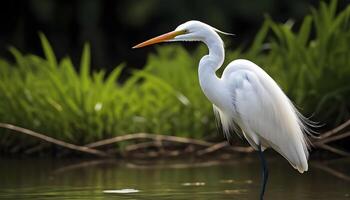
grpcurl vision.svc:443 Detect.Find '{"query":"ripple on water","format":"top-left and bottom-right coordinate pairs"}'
top-left (103, 189), bottom-right (140, 194)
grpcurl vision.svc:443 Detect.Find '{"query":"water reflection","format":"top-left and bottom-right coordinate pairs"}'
top-left (0, 156), bottom-right (349, 200)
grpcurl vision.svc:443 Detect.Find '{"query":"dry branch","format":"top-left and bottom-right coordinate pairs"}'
top-left (196, 141), bottom-right (228, 156)
top-left (316, 144), bottom-right (350, 157)
top-left (0, 123), bottom-right (111, 157)
top-left (196, 141), bottom-right (254, 156)
top-left (1, 118), bottom-right (350, 158)
top-left (311, 119), bottom-right (350, 156)
top-left (86, 133), bottom-right (254, 156)
top-left (85, 133), bottom-right (212, 148)
top-left (315, 131), bottom-right (350, 145)
top-left (124, 141), bottom-right (162, 152)
top-left (319, 119), bottom-right (350, 139)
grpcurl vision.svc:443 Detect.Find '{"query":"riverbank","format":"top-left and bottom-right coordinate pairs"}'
top-left (1, 121), bottom-right (349, 159)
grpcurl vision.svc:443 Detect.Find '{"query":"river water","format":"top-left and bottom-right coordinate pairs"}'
top-left (0, 156), bottom-right (349, 200)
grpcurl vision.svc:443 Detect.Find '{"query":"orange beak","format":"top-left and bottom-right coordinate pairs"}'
top-left (132, 30), bottom-right (186, 49)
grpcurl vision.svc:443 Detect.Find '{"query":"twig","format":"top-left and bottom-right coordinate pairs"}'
top-left (85, 133), bottom-right (213, 148)
top-left (0, 123), bottom-right (111, 157)
top-left (93, 134), bottom-right (254, 157)
top-left (227, 146), bottom-right (254, 153)
top-left (197, 141), bottom-right (228, 156)
top-left (319, 119), bottom-right (350, 139)
top-left (197, 141), bottom-right (254, 156)
top-left (124, 142), bottom-right (195, 157)
top-left (124, 141), bottom-right (160, 152)
top-left (2, 119), bottom-right (350, 158)
top-left (315, 131), bottom-right (350, 145)
top-left (317, 144), bottom-right (350, 157)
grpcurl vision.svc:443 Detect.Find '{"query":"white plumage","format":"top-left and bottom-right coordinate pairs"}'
top-left (174, 21), bottom-right (310, 173)
top-left (216, 59), bottom-right (310, 173)
top-left (133, 20), bottom-right (312, 198)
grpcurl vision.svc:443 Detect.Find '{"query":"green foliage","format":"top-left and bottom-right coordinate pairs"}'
top-left (0, 0), bottom-right (349, 151)
top-left (1, 40), bottom-right (127, 146)
top-left (0, 36), bottom-right (217, 150)
top-left (245, 0), bottom-right (350, 125)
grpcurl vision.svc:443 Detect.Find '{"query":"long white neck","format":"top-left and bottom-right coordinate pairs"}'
top-left (198, 32), bottom-right (227, 109)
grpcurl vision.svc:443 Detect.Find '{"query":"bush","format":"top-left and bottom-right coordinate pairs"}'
top-left (0, 35), bottom-right (217, 150)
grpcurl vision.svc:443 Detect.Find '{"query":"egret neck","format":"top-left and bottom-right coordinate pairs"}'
top-left (198, 32), bottom-right (227, 110)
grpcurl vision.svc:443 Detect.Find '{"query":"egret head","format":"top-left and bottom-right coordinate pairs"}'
top-left (132, 20), bottom-right (233, 48)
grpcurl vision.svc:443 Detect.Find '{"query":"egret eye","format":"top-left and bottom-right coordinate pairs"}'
top-left (178, 29), bottom-right (189, 34)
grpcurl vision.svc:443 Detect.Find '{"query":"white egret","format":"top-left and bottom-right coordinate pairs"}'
top-left (133, 20), bottom-right (311, 199)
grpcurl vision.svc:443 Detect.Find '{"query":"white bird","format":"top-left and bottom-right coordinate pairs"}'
top-left (133, 20), bottom-right (311, 199)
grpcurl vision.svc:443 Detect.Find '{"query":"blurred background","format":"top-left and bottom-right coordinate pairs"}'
top-left (0, 0), bottom-right (334, 70)
top-left (0, 1), bottom-right (350, 199)
top-left (0, 0), bottom-right (349, 155)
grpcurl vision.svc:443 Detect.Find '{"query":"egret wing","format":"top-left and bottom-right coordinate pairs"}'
top-left (225, 60), bottom-right (309, 173)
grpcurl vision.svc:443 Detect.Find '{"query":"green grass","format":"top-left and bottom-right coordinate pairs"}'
top-left (246, 0), bottom-right (350, 125)
top-left (0, 36), bottom-right (217, 150)
top-left (0, 0), bottom-right (349, 152)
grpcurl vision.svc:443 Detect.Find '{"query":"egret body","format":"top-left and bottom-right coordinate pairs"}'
top-left (133, 20), bottom-right (311, 199)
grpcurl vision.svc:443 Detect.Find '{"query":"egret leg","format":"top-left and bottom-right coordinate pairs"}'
top-left (258, 145), bottom-right (269, 200)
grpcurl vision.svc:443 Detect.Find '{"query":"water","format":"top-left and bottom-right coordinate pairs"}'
top-left (0, 156), bottom-right (349, 200)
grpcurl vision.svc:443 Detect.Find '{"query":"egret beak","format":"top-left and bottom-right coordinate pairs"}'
top-left (132, 30), bottom-right (186, 49)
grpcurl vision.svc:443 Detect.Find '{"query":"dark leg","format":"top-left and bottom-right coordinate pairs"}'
top-left (258, 145), bottom-right (269, 200)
